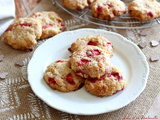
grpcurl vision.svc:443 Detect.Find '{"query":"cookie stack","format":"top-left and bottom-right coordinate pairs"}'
top-left (4, 11), bottom-right (65, 50)
top-left (43, 35), bottom-right (127, 97)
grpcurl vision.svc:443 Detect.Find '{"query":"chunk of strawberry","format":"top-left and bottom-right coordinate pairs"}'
top-left (88, 76), bottom-right (105, 83)
top-left (48, 77), bottom-right (56, 84)
top-left (5, 28), bottom-right (12, 32)
top-left (66, 73), bottom-right (75, 85)
top-left (113, 87), bottom-right (124, 94)
top-left (107, 72), bottom-right (123, 81)
top-left (147, 12), bottom-right (153, 17)
top-left (42, 24), bottom-right (53, 29)
top-left (56, 60), bottom-right (63, 63)
top-left (96, 6), bottom-right (103, 13)
top-left (106, 42), bottom-right (111, 48)
top-left (90, 49), bottom-right (101, 56)
top-left (58, 20), bottom-right (65, 26)
top-left (87, 41), bottom-right (98, 46)
top-left (77, 59), bottom-right (91, 66)
top-left (106, 4), bottom-right (111, 9)
top-left (20, 23), bottom-right (31, 28)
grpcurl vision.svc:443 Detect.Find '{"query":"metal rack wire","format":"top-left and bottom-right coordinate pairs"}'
top-left (52, 0), bottom-right (160, 29)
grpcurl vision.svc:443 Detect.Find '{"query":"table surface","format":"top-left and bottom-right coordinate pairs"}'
top-left (5, 0), bottom-right (160, 119)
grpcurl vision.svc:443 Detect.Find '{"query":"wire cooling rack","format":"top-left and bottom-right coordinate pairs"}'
top-left (52, 0), bottom-right (160, 29)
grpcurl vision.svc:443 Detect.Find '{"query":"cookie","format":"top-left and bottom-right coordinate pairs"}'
top-left (91, 0), bottom-right (126, 20)
top-left (70, 46), bottom-right (112, 78)
top-left (71, 35), bottom-right (113, 56)
top-left (30, 11), bottom-right (65, 39)
top-left (4, 18), bottom-right (42, 50)
top-left (85, 65), bottom-right (127, 97)
top-left (63, 0), bottom-right (95, 10)
top-left (43, 59), bottom-right (84, 92)
top-left (128, 0), bottom-right (160, 21)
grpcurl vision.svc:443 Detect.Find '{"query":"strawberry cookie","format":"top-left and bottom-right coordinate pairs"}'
top-left (85, 65), bottom-right (127, 97)
top-left (70, 46), bottom-right (112, 79)
top-left (30, 11), bottom-right (65, 39)
top-left (63, 0), bottom-right (95, 10)
top-left (4, 18), bottom-right (42, 50)
top-left (128, 0), bottom-right (160, 21)
top-left (71, 35), bottom-right (113, 56)
top-left (91, 0), bottom-right (126, 20)
top-left (43, 59), bottom-right (84, 92)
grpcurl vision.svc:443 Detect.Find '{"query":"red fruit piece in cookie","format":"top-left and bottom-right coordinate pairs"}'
top-left (77, 59), bottom-right (91, 66)
top-left (106, 4), bottom-right (111, 9)
top-left (147, 12), bottom-right (153, 17)
top-left (91, 49), bottom-right (101, 56)
top-left (5, 28), bottom-right (12, 32)
top-left (56, 60), bottom-right (63, 63)
top-left (96, 6), bottom-right (103, 13)
top-left (113, 87), bottom-right (124, 94)
top-left (20, 23), bottom-right (31, 27)
top-left (48, 77), bottom-right (56, 84)
top-left (66, 73), bottom-right (75, 85)
top-left (88, 76), bottom-right (105, 83)
top-left (58, 20), bottom-right (65, 27)
top-left (42, 24), bottom-right (53, 29)
top-left (107, 72), bottom-right (123, 81)
top-left (106, 42), bottom-right (111, 48)
top-left (87, 41), bottom-right (98, 46)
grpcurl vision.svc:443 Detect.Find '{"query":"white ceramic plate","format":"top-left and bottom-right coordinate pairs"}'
top-left (28, 28), bottom-right (149, 115)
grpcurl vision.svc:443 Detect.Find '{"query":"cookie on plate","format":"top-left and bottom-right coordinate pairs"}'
top-left (43, 59), bottom-right (84, 92)
top-left (30, 11), bottom-right (65, 39)
top-left (71, 35), bottom-right (113, 56)
top-left (90, 0), bottom-right (126, 20)
top-left (63, 0), bottom-right (95, 10)
top-left (85, 65), bottom-right (127, 97)
top-left (70, 46), bottom-right (112, 79)
top-left (4, 18), bottom-right (42, 50)
top-left (128, 0), bottom-right (160, 21)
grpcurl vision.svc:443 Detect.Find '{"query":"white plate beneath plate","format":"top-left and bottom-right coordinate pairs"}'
top-left (28, 28), bottom-right (149, 115)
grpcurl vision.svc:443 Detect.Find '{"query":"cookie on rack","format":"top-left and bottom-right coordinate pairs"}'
top-left (63, 0), bottom-right (95, 10)
top-left (4, 18), bottom-right (42, 50)
top-left (71, 35), bottom-right (113, 56)
top-left (85, 65), bottom-right (127, 97)
top-left (90, 0), bottom-right (126, 21)
top-left (128, 0), bottom-right (160, 21)
top-left (70, 46), bottom-right (112, 79)
top-left (43, 59), bottom-right (84, 92)
top-left (30, 11), bottom-right (65, 39)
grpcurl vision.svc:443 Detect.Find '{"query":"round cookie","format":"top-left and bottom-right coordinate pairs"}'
top-left (70, 46), bottom-right (112, 79)
top-left (63, 0), bottom-right (95, 10)
top-left (128, 0), bottom-right (160, 21)
top-left (85, 65), bottom-right (127, 97)
top-left (91, 0), bottom-right (126, 21)
top-left (30, 11), bottom-right (65, 39)
top-left (43, 59), bottom-right (84, 92)
top-left (4, 18), bottom-right (42, 50)
top-left (71, 35), bottom-right (113, 56)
